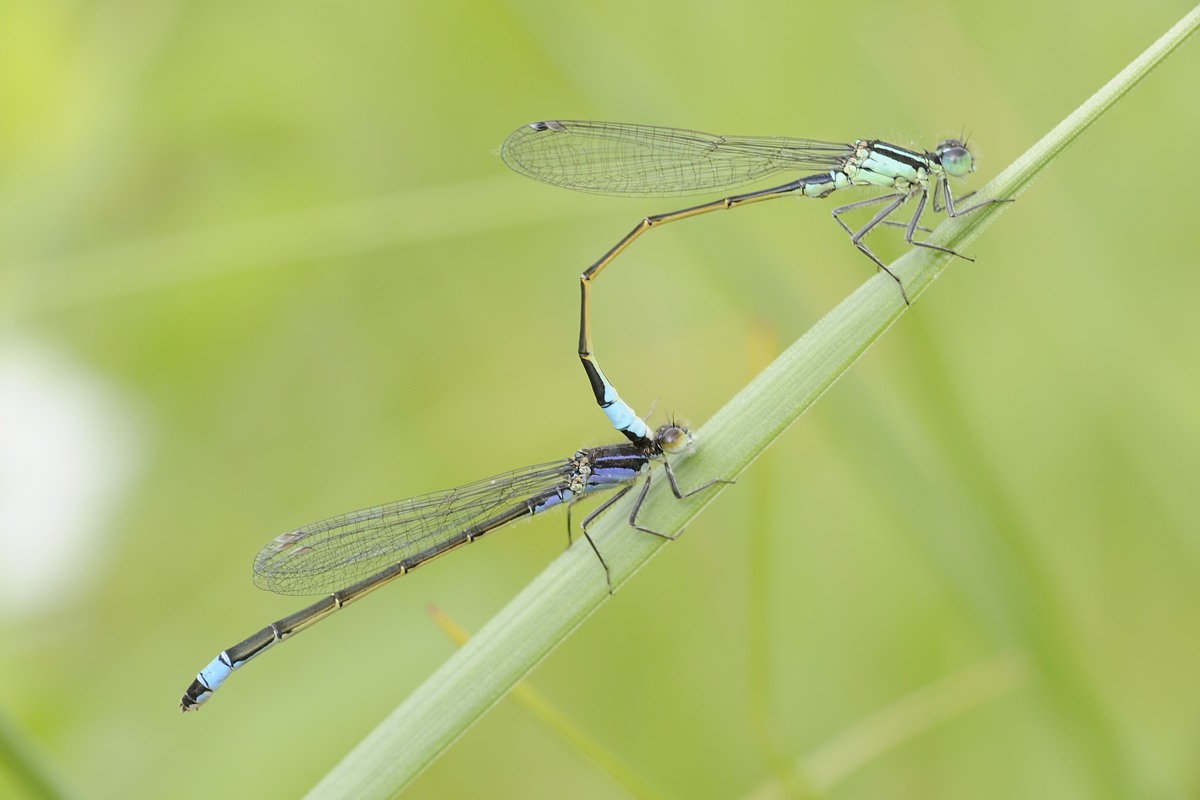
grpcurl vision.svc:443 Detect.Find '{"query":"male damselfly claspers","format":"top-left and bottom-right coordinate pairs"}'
top-left (500, 120), bottom-right (1009, 447)
top-left (180, 423), bottom-right (726, 711)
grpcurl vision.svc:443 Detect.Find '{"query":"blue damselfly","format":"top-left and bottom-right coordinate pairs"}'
top-left (180, 423), bottom-right (725, 710)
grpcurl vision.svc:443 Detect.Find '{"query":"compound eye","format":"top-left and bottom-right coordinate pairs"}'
top-left (938, 141), bottom-right (974, 178)
top-left (656, 424), bottom-right (694, 455)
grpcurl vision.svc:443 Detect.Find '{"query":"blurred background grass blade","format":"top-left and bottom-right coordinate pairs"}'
top-left (740, 651), bottom-right (1031, 799)
top-left (0, 704), bottom-right (77, 800)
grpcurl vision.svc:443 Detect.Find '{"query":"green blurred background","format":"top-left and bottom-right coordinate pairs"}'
top-left (2, 1), bottom-right (1198, 797)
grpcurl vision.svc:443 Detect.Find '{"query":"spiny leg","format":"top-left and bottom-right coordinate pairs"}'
top-left (833, 183), bottom-right (1001, 304)
top-left (902, 187), bottom-right (971, 262)
top-left (909, 178), bottom-right (1012, 263)
top-left (938, 177), bottom-right (1014, 217)
top-left (579, 180), bottom-right (811, 447)
top-left (565, 502), bottom-right (575, 547)
top-left (579, 484), bottom-right (635, 590)
top-left (933, 186), bottom-right (973, 212)
top-left (625, 473), bottom-right (676, 540)
top-left (882, 219), bottom-right (933, 234)
top-left (832, 192), bottom-right (912, 303)
top-left (626, 461), bottom-right (734, 539)
top-left (661, 459), bottom-right (735, 500)
top-left (831, 191), bottom-right (907, 234)
top-left (580, 462), bottom-right (733, 589)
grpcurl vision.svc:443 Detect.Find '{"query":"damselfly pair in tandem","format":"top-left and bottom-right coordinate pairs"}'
top-left (180, 119), bottom-right (1005, 710)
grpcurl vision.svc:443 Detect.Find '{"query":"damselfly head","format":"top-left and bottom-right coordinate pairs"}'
top-left (654, 423), bottom-right (695, 456)
top-left (935, 139), bottom-right (975, 178)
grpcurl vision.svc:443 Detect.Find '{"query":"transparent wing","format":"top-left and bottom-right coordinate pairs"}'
top-left (500, 120), bottom-right (856, 196)
top-left (252, 459), bottom-right (572, 595)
